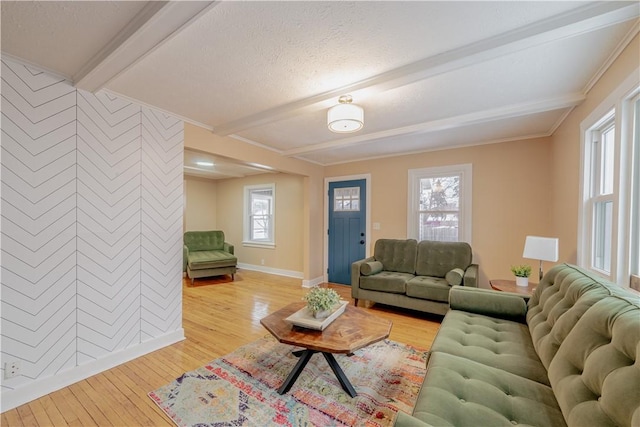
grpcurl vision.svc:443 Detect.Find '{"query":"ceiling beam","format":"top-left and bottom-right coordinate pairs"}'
top-left (212, 1), bottom-right (638, 136)
top-left (282, 93), bottom-right (586, 157)
top-left (74, 1), bottom-right (217, 93)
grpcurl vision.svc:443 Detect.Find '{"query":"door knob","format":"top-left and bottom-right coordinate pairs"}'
top-left (360, 240), bottom-right (365, 245)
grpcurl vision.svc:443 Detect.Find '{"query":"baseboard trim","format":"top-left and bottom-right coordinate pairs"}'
top-left (0, 329), bottom-right (185, 412)
top-left (238, 263), bottom-right (304, 279)
top-left (302, 276), bottom-right (324, 288)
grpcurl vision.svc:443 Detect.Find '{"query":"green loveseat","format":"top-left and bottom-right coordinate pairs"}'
top-left (351, 239), bottom-right (478, 315)
top-left (396, 263), bottom-right (640, 427)
top-left (183, 231), bottom-right (237, 284)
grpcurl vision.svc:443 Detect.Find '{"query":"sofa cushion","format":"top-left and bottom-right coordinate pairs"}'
top-left (359, 271), bottom-right (413, 294)
top-left (184, 230), bottom-right (225, 251)
top-left (373, 239), bottom-right (417, 274)
top-left (527, 264), bottom-right (614, 369)
top-left (548, 296), bottom-right (640, 427)
top-left (406, 276), bottom-right (450, 302)
top-left (188, 250), bottom-right (237, 269)
top-left (445, 268), bottom-right (464, 286)
top-left (415, 240), bottom-right (472, 277)
top-left (431, 310), bottom-right (550, 385)
top-left (360, 260), bottom-right (383, 276)
top-left (412, 352), bottom-right (566, 427)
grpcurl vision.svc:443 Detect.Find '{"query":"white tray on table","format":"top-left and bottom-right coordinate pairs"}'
top-left (284, 301), bottom-right (348, 330)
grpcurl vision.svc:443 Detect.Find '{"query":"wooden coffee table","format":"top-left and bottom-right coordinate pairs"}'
top-left (260, 302), bottom-right (392, 397)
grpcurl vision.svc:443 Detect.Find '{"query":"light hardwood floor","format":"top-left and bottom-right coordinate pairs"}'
top-left (1, 270), bottom-right (442, 426)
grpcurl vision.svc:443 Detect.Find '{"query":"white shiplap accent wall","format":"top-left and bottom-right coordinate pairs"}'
top-left (0, 57), bottom-right (184, 411)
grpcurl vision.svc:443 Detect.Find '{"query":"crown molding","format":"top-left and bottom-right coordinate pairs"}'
top-left (319, 132), bottom-right (552, 167)
top-left (583, 18), bottom-right (640, 94)
top-left (1, 53), bottom-right (72, 82)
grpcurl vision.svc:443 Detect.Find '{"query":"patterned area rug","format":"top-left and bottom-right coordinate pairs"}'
top-left (149, 336), bottom-right (428, 426)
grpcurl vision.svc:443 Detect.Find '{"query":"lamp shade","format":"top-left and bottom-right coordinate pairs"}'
top-left (328, 96), bottom-right (363, 133)
top-left (522, 236), bottom-right (559, 262)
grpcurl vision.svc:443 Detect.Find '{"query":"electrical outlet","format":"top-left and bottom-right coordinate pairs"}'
top-left (261, 259), bottom-right (265, 265)
top-left (4, 360), bottom-right (21, 379)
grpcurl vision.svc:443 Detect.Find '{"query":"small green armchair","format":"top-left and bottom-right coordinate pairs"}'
top-left (183, 230), bottom-right (237, 284)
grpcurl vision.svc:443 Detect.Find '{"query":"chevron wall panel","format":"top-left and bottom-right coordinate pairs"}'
top-left (1, 57), bottom-right (184, 407)
top-left (76, 90), bottom-right (142, 363)
top-left (1, 59), bottom-right (77, 390)
top-left (140, 107), bottom-right (184, 341)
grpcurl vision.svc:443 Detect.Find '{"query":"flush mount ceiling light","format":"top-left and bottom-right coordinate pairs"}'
top-left (196, 161), bottom-right (214, 167)
top-left (327, 95), bottom-right (364, 133)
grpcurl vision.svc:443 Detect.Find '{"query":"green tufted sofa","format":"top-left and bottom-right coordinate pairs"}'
top-left (351, 239), bottom-right (478, 315)
top-left (183, 230), bottom-right (237, 284)
top-left (396, 263), bottom-right (640, 427)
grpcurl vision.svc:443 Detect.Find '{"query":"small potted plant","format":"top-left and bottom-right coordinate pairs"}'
top-left (511, 264), bottom-right (532, 287)
top-left (303, 287), bottom-right (341, 319)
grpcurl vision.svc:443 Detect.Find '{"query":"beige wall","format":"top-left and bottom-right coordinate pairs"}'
top-left (215, 173), bottom-right (304, 274)
top-left (184, 125), bottom-right (325, 281)
top-left (550, 34), bottom-right (639, 267)
top-left (325, 138), bottom-right (552, 287)
top-left (184, 176), bottom-right (218, 231)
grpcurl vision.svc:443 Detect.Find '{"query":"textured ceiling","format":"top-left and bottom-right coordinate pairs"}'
top-left (2, 1), bottom-right (638, 177)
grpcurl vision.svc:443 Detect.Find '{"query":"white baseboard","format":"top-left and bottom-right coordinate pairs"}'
top-left (238, 263), bottom-right (304, 279)
top-left (0, 329), bottom-right (185, 412)
top-left (302, 276), bottom-right (324, 288)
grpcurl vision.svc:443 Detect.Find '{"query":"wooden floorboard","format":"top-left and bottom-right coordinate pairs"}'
top-left (1, 270), bottom-right (442, 426)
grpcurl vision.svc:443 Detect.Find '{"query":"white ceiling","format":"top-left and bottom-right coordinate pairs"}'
top-left (2, 1), bottom-right (639, 177)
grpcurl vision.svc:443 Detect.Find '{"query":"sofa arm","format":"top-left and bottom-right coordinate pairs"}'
top-left (462, 263), bottom-right (479, 287)
top-left (351, 256), bottom-right (375, 299)
top-left (449, 286), bottom-right (528, 322)
top-left (394, 411), bottom-right (435, 427)
top-left (224, 242), bottom-right (234, 254)
top-left (183, 245), bottom-right (188, 272)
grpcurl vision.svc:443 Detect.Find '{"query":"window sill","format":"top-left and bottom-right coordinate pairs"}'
top-left (242, 241), bottom-right (276, 249)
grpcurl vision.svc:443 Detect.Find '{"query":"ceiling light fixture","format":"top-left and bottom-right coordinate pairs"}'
top-left (327, 95), bottom-right (364, 133)
top-left (196, 161), bottom-right (214, 167)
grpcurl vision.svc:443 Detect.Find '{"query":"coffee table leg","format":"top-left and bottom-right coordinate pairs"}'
top-left (278, 349), bottom-right (314, 395)
top-left (322, 353), bottom-right (357, 398)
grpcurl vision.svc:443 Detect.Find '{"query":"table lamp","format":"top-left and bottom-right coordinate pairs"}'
top-left (523, 236), bottom-right (559, 281)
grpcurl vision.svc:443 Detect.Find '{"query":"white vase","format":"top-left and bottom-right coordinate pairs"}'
top-left (515, 276), bottom-right (529, 287)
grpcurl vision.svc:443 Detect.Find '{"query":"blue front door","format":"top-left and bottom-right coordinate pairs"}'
top-left (328, 179), bottom-right (366, 285)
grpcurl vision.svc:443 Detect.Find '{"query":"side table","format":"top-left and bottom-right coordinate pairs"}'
top-left (489, 279), bottom-right (537, 297)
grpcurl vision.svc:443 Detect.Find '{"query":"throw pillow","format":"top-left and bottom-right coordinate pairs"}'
top-left (445, 268), bottom-right (465, 286)
top-left (361, 261), bottom-right (383, 276)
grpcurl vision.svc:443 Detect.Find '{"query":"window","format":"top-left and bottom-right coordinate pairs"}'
top-left (408, 164), bottom-right (472, 243)
top-left (334, 187), bottom-right (360, 211)
top-left (630, 96), bottom-right (640, 289)
top-left (587, 114), bottom-right (615, 274)
top-left (579, 76), bottom-right (639, 287)
top-left (244, 184), bottom-right (275, 247)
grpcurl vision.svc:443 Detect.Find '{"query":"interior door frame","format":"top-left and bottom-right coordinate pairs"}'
top-left (324, 174), bottom-right (371, 283)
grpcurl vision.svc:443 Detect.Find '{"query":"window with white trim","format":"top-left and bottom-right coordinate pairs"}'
top-left (408, 164), bottom-right (472, 243)
top-left (629, 95), bottom-right (640, 289)
top-left (244, 184), bottom-right (275, 247)
top-left (579, 80), bottom-right (639, 288)
top-left (587, 112), bottom-right (616, 274)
